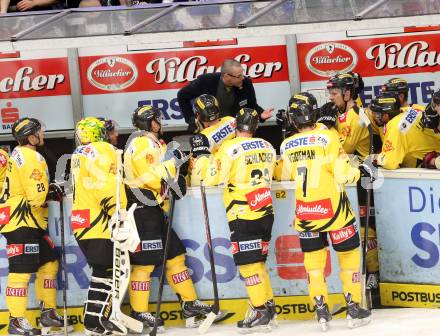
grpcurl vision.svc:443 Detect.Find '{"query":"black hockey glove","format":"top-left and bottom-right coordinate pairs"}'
top-left (46, 182), bottom-right (64, 202)
top-left (189, 134), bottom-right (211, 158)
top-left (317, 102), bottom-right (338, 129)
top-left (275, 109), bottom-right (286, 127)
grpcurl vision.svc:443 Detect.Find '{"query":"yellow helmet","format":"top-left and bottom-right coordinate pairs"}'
top-left (75, 117), bottom-right (106, 145)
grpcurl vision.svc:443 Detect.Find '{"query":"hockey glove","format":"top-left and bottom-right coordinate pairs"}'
top-left (275, 109), bottom-right (286, 127)
top-left (422, 151), bottom-right (440, 169)
top-left (46, 182), bottom-right (64, 202)
top-left (190, 134), bottom-right (211, 158)
top-left (164, 145), bottom-right (189, 177)
top-left (317, 102), bottom-right (338, 129)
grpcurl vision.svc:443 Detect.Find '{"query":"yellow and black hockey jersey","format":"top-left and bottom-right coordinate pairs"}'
top-left (200, 116), bottom-right (237, 154)
top-left (196, 137), bottom-right (276, 222)
top-left (377, 107), bottom-right (440, 169)
top-left (71, 141), bottom-right (127, 240)
top-left (0, 146), bottom-right (49, 233)
top-left (279, 128), bottom-right (360, 232)
top-left (336, 106), bottom-right (370, 159)
top-left (124, 133), bottom-right (177, 211)
top-left (367, 104), bottom-right (426, 143)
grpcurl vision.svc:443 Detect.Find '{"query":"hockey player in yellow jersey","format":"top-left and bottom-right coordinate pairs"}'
top-left (0, 148), bottom-right (9, 195)
top-left (195, 94), bottom-right (236, 154)
top-left (124, 105), bottom-right (214, 331)
top-left (377, 90), bottom-right (440, 169)
top-left (327, 73), bottom-right (370, 160)
top-left (421, 90), bottom-right (440, 169)
top-left (0, 118), bottom-right (71, 335)
top-left (189, 94), bottom-right (236, 186)
top-left (278, 101), bottom-right (372, 330)
top-left (381, 78), bottom-right (425, 113)
top-left (71, 117), bottom-right (130, 335)
top-left (192, 108), bottom-right (277, 332)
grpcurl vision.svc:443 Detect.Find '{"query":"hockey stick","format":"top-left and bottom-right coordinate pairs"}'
top-left (110, 149), bottom-right (143, 334)
top-left (150, 170), bottom-right (179, 336)
top-left (359, 109), bottom-right (373, 310)
top-left (198, 182), bottom-right (220, 334)
top-left (58, 191), bottom-right (68, 336)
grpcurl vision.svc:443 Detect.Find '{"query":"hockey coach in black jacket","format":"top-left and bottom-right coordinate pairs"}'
top-left (177, 59), bottom-right (274, 133)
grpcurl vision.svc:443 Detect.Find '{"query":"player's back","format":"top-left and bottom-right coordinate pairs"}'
top-left (216, 136), bottom-right (276, 221)
top-left (280, 128), bottom-right (358, 232)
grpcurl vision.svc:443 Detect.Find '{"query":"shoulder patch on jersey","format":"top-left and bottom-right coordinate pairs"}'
top-left (11, 148), bottom-right (25, 167)
top-left (209, 119), bottom-right (236, 144)
top-left (127, 140), bottom-right (137, 155)
top-left (74, 144), bottom-right (97, 159)
top-left (398, 108), bottom-right (419, 134)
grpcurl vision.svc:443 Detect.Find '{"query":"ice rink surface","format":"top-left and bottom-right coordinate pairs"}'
top-left (68, 308), bottom-right (439, 336)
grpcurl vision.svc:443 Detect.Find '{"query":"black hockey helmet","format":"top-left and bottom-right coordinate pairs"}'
top-left (326, 73), bottom-right (356, 96)
top-left (12, 117), bottom-right (42, 145)
top-left (98, 117), bottom-right (117, 133)
top-left (369, 94), bottom-right (401, 119)
top-left (132, 105), bottom-right (162, 131)
top-left (289, 92), bottom-right (318, 110)
top-left (287, 101), bottom-right (315, 130)
top-left (316, 102), bottom-right (338, 128)
top-left (236, 108), bottom-right (259, 134)
top-left (431, 89), bottom-right (440, 109)
top-left (193, 94), bottom-right (220, 122)
top-left (381, 78), bottom-right (409, 97)
top-left (348, 71), bottom-right (364, 99)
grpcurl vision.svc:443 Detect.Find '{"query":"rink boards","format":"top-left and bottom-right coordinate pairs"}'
top-left (1, 171), bottom-right (440, 332)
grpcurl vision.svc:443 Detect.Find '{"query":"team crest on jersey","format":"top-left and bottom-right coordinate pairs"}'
top-left (340, 126), bottom-right (351, 138)
top-left (383, 140), bottom-right (394, 152)
top-left (29, 169), bottom-right (43, 181)
top-left (145, 154), bottom-right (154, 164)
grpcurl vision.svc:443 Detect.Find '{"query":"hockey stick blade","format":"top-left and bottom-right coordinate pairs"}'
top-left (198, 311), bottom-right (217, 334)
top-left (115, 311), bottom-right (143, 333)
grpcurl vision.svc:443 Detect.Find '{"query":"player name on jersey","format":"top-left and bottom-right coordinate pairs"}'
top-left (244, 152), bottom-right (274, 164)
top-left (287, 150), bottom-right (316, 163)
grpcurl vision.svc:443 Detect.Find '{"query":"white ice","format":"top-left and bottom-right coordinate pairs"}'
top-left (69, 308), bottom-right (440, 336)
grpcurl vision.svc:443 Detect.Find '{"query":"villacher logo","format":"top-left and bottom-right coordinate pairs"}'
top-left (306, 42), bottom-right (358, 77)
top-left (87, 56), bottom-right (138, 91)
